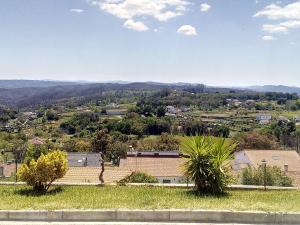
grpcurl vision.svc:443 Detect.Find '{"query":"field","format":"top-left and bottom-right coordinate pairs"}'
top-left (0, 185), bottom-right (300, 212)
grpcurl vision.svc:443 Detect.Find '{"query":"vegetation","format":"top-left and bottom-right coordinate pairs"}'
top-left (181, 136), bottom-right (236, 194)
top-left (242, 165), bottom-right (293, 187)
top-left (0, 185), bottom-right (300, 211)
top-left (18, 150), bottom-right (68, 193)
top-left (118, 172), bottom-right (158, 184)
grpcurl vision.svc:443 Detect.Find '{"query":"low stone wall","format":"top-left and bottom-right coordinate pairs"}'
top-left (0, 209), bottom-right (300, 224)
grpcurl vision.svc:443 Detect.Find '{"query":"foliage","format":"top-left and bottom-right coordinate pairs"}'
top-left (44, 110), bottom-right (59, 121)
top-left (108, 141), bottom-right (128, 161)
top-left (23, 144), bottom-right (49, 165)
top-left (63, 139), bottom-right (91, 152)
top-left (155, 133), bottom-right (179, 151)
top-left (91, 129), bottom-right (112, 153)
top-left (18, 150), bottom-right (68, 193)
top-left (181, 135), bottom-right (236, 194)
top-left (182, 120), bottom-right (230, 138)
top-left (118, 171), bottom-right (158, 184)
top-left (60, 112), bottom-right (99, 134)
top-left (235, 132), bottom-right (277, 150)
top-left (242, 165), bottom-right (293, 187)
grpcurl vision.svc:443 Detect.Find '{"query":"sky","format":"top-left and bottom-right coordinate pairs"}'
top-left (0, 0), bottom-right (300, 86)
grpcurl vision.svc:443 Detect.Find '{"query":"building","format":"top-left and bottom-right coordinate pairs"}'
top-left (233, 150), bottom-right (300, 186)
top-left (30, 137), bottom-right (44, 145)
top-left (256, 114), bottom-right (272, 124)
top-left (0, 163), bottom-right (18, 178)
top-left (120, 151), bottom-right (185, 183)
top-left (60, 151), bottom-right (185, 184)
top-left (67, 153), bottom-right (100, 167)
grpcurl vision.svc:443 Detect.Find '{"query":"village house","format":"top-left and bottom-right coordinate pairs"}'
top-left (122, 151), bottom-right (184, 183)
top-left (256, 114), bottom-right (272, 124)
top-left (60, 151), bottom-right (185, 184)
top-left (233, 149), bottom-right (300, 186)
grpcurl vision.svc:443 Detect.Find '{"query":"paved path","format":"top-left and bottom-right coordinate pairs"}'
top-left (0, 222), bottom-right (262, 225)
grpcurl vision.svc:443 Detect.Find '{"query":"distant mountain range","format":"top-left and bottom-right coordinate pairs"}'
top-left (0, 80), bottom-right (299, 108)
top-left (245, 85), bottom-right (300, 94)
top-left (0, 80), bottom-right (79, 89)
top-left (1, 80), bottom-right (300, 94)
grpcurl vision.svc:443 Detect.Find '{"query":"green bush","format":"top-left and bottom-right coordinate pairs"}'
top-left (118, 172), bottom-right (158, 184)
top-left (242, 165), bottom-right (293, 187)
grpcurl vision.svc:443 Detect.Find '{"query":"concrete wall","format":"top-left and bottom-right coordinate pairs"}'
top-left (1, 209), bottom-right (300, 224)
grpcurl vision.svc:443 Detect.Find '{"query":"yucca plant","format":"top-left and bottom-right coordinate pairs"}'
top-left (181, 135), bottom-right (236, 194)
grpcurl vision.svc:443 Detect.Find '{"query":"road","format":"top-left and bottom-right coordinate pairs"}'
top-left (0, 222), bottom-right (266, 225)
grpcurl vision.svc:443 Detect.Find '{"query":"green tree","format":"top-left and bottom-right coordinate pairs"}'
top-left (91, 129), bottom-right (112, 154)
top-left (156, 106), bottom-right (166, 117)
top-left (181, 136), bottom-right (236, 194)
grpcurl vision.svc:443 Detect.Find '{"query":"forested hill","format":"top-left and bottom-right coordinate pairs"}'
top-left (0, 80), bottom-right (79, 89)
top-left (0, 81), bottom-right (242, 108)
top-left (247, 85), bottom-right (300, 95)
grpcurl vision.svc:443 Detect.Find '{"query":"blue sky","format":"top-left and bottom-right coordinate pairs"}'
top-left (0, 0), bottom-right (299, 86)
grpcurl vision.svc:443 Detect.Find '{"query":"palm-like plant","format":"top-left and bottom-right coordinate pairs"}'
top-left (181, 135), bottom-right (236, 194)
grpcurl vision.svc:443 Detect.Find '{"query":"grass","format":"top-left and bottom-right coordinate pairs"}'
top-left (0, 185), bottom-right (299, 212)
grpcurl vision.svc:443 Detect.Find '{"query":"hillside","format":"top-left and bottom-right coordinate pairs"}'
top-left (0, 80), bottom-right (79, 89)
top-left (247, 85), bottom-right (300, 94)
top-left (0, 81), bottom-right (243, 108)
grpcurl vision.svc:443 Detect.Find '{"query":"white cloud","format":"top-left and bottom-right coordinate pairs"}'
top-left (262, 35), bottom-right (277, 41)
top-left (177, 25), bottom-right (197, 36)
top-left (262, 24), bottom-right (288, 34)
top-left (70, 8), bottom-right (85, 13)
top-left (280, 20), bottom-right (300, 28)
top-left (254, 2), bottom-right (300, 20)
top-left (200, 3), bottom-right (211, 12)
top-left (123, 19), bottom-right (149, 31)
top-left (254, 2), bottom-right (300, 37)
top-left (90, 0), bottom-right (190, 22)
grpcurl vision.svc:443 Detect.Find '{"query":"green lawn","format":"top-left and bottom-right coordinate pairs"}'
top-left (0, 185), bottom-right (299, 212)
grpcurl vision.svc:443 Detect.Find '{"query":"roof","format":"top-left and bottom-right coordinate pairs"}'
top-left (127, 151), bottom-right (180, 157)
top-left (119, 157), bottom-right (185, 177)
top-left (67, 153), bottom-right (101, 167)
top-left (30, 137), bottom-right (44, 145)
top-left (239, 150), bottom-right (300, 172)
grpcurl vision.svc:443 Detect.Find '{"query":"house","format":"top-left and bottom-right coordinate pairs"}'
top-left (22, 112), bottom-right (37, 119)
top-left (166, 106), bottom-right (177, 115)
top-left (256, 114), bottom-right (272, 124)
top-left (67, 153), bottom-right (100, 167)
top-left (60, 151), bottom-right (185, 184)
top-left (120, 151), bottom-right (185, 183)
top-left (30, 137), bottom-right (44, 145)
top-left (0, 163), bottom-right (18, 178)
top-left (232, 150), bottom-right (300, 186)
top-left (233, 150), bottom-right (300, 171)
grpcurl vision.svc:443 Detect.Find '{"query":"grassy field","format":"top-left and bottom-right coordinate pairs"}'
top-left (0, 185), bottom-right (299, 212)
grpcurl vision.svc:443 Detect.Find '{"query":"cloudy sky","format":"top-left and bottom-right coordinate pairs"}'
top-left (0, 0), bottom-right (299, 86)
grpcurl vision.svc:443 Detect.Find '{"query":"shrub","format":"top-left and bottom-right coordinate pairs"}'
top-left (235, 132), bottom-right (277, 150)
top-left (181, 135), bottom-right (236, 194)
top-left (18, 150), bottom-right (68, 193)
top-left (242, 165), bottom-right (293, 187)
top-left (118, 172), bottom-right (158, 184)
